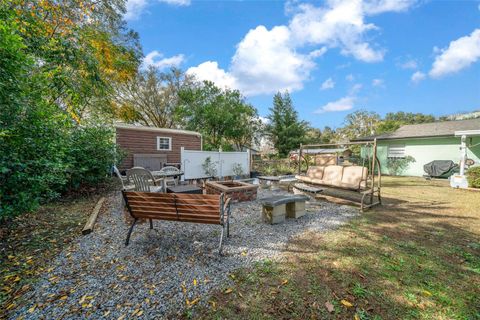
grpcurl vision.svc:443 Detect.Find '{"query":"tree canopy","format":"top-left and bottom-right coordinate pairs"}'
top-left (266, 92), bottom-right (308, 157)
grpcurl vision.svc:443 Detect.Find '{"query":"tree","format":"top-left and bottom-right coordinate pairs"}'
top-left (377, 112), bottom-right (435, 134)
top-left (178, 81), bottom-right (260, 150)
top-left (114, 67), bottom-right (194, 128)
top-left (266, 91), bottom-right (308, 157)
top-left (337, 110), bottom-right (380, 141)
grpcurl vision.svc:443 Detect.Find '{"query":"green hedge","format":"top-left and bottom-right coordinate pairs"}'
top-left (466, 166), bottom-right (480, 188)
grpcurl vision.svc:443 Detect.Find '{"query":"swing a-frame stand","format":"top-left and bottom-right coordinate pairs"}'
top-left (295, 139), bottom-right (382, 211)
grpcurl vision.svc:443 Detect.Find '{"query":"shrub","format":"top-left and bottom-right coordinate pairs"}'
top-left (232, 163), bottom-right (244, 177)
top-left (466, 166), bottom-right (480, 188)
top-left (202, 157), bottom-right (217, 178)
top-left (387, 156), bottom-right (416, 176)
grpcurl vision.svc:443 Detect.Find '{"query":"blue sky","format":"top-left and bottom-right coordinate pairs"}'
top-left (126, 0), bottom-right (480, 129)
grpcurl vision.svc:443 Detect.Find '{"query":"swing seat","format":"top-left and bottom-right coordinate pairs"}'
top-left (295, 165), bottom-right (380, 211)
top-left (295, 165), bottom-right (367, 190)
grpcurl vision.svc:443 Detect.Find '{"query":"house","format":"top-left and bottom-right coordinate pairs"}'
top-left (354, 118), bottom-right (480, 176)
top-left (115, 123), bottom-right (202, 171)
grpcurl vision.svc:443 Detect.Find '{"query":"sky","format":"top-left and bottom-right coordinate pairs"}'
top-left (125, 0), bottom-right (480, 129)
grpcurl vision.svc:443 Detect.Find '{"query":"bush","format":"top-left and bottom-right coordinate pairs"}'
top-left (466, 166), bottom-right (480, 188)
top-left (387, 156), bottom-right (416, 176)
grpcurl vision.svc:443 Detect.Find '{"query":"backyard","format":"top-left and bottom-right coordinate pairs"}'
top-left (1, 177), bottom-right (479, 319)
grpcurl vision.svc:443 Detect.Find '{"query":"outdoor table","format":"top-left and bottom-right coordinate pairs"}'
top-left (151, 170), bottom-right (184, 179)
top-left (166, 185), bottom-right (203, 194)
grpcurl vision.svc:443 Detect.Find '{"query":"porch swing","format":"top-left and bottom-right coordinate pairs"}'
top-left (295, 139), bottom-right (382, 211)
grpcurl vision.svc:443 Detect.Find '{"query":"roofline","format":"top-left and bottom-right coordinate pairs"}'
top-left (115, 123), bottom-right (202, 137)
top-left (354, 134), bottom-right (458, 142)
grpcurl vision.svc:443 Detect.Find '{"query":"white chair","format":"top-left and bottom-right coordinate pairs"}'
top-left (158, 166), bottom-right (181, 187)
top-left (113, 165), bottom-right (135, 191)
top-left (126, 167), bottom-right (165, 193)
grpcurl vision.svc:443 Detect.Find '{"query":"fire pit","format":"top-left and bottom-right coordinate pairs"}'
top-left (205, 180), bottom-right (258, 202)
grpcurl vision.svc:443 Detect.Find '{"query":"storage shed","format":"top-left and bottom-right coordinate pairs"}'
top-left (115, 123), bottom-right (202, 171)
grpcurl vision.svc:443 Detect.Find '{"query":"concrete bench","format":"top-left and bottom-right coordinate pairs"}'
top-left (260, 195), bottom-right (309, 224)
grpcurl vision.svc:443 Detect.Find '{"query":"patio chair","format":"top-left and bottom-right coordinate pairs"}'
top-left (113, 165), bottom-right (135, 191)
top-left (158, 166), bottom-right (181, 187)
top-left (126, 167), bottom-right (165, 193)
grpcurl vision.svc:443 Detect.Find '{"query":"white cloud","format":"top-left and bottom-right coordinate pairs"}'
top-left (125, 0), bottom-right (190, 20)
top-left (321, 77), bottom-right (335, 90)
top-left (411, 71), bottom-right (426, 83)
top-left (346, 74), bottom-right (355, 81)
top-left (125, 0), bottom-right (148, 20)
top-left (288, 0), bottom-right (399, 62)
top-left (230, 25), bottom-right (314, 95)
top-left (399, 59), bottom-right (418, 69)
top-left (187, 61), bottom-right (237, 89)
top-left (188, 0), bottom-right (417, 96)
top-left (429, 29), bottom-right (480, 78)
top-left (349, 83), bottom-right (363, 94)
top-left (372, 78), bottom-right (384, 87)
top-left (363, 0), bottom-right (417, 15)
top-left (142, 51), bottom-right (185, 70)
top-left (158, 0), bottom-right (190, 6)
top-left (315, 96), bottom-right (356, 113)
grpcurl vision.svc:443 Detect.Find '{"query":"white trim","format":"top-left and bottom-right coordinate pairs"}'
top-left (157, 136), bottom-right (172, 151)
top-left (115, 123), bottom-right (201, 137)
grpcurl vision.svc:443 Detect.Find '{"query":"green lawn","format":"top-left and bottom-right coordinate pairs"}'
top-left (193, 177), bottom-right (480, 319)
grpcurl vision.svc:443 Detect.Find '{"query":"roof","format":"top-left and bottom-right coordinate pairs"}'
top-left (291, 148), bottom-right (347, 154)
top-left (354, 118), bottom-right (480, 141)
top-left (115, 123), bottom-right (201, 137)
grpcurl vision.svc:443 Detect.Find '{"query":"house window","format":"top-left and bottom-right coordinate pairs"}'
top-left (157, 137), bottom-right (172, 151)
top-left (388, 144), bottom-right (406, 158)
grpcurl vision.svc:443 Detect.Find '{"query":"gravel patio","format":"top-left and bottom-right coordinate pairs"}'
top-left (12, 188), bottom-right (358, 319)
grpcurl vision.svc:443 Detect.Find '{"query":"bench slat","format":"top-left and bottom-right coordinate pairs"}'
top-left (131, 212), bottom-right (220, 224)
top-left (126, 192), bottom-right (220, 200)
top-left (129, 205), bottom-right (220, 216)
top-left (128, 201), bottom-right (220, 211)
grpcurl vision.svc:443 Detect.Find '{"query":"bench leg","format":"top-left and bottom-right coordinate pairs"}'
top-left (149, 218), bottom-right (153, 230)
top-left (125, 218), bottom-right (138, 246)
top-left (218, 225), bottom-right (225, 255)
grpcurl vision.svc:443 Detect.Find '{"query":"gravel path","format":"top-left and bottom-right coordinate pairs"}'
top-left (12, 188), bottom-right (358, 319)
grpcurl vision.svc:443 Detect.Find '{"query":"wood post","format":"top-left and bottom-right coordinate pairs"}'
top-left (298, 143), bottom-right (303, 174)
top-left (82, 197), bottom-right (106, 235)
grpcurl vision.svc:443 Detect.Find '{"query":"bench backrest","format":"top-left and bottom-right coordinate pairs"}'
top-left (305, 165), bottom-right (368, 190)
top-left (322, 165), bottom-right (344, 184)
top-left (123, 191), bottom-right (224, 225)
top-left (341, 166), bottom-right (367, 189)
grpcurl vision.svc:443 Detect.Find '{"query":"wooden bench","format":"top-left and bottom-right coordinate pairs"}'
top-left (260, 195), bottom-right (309, 224)
top-left (122, 191), bottom-right (231, 253)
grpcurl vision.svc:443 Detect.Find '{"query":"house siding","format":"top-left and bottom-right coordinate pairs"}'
top-left (376, 136), bottom-right (480, 176)
top-left (116, 127), bottom-right (202, 170)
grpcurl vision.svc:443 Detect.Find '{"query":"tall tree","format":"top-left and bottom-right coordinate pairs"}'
top-left (377, 111), bottom-right (436, 133)
top-left (178, 81), bottom-right (260, 150)
top-left (266, 91), bottom-right (307, 157)
top-left (113, 67), bottom-right (194, 128)
top-left (338, 110), bottom-right (381, 140)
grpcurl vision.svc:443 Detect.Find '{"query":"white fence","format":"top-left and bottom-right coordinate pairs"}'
top-left (181, 147), bottom-right (250, 180)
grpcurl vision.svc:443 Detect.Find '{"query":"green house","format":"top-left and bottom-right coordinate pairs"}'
top-left (356, 118), bottom-right (480, 177)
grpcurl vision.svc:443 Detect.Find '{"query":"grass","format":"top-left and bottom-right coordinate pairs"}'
top-left (0, 191), bottom-right (111, 318)
top-left (192, 177), bottom-right (480, 319)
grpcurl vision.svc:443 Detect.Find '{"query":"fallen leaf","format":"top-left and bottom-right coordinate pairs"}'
top-left (224, 288), bottom-right (233, 294)
top-left (281, 279), bottom-right (288, 285)
top-left (241, 250), bottom-right (247, 256)
top-left (422, 290), bottom-right (432, 297)
top-left (325, 301), bottom-right (334, 313)
top-left (354, 313), bottom-right (360, 320)
top-left (103, 311), bottom-right (111, 317)
top-left (137, 310), bottom-right (143, 316)
top-left (193, 279), bottom-right (197, 286)
top-left (341, 299), bottom-right (353, 308)
top-left (28, 305), bottom-right (36, 313)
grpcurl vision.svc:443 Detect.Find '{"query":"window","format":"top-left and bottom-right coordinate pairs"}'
top-left (388, 144), bottom-right (406, 158)
top-left (157, 137), bottom-right (172, 151)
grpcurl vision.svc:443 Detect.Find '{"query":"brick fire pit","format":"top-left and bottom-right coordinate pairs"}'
top-left (205, 180), bottom-right (258, 202)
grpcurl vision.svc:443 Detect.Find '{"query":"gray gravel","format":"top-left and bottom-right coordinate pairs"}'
top-left (12, 188), bottom-right (358, 319)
